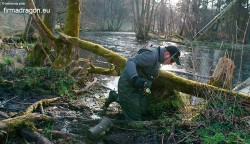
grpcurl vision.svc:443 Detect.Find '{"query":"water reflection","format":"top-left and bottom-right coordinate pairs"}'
top-left (80, 32), bottom-right (250, 88)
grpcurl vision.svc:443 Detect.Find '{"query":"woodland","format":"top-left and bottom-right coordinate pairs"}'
top-left (0, 0), bottom-right (249, 143)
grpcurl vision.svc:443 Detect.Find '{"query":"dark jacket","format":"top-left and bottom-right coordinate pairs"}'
top-left (123, 45), bottom-right (165, 81)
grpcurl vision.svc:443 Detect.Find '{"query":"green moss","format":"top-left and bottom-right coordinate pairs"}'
top-left (26, 43), bottom-right (51, 66)
top-left (196, 123), bottom-right (250, 144)
top-left (0, 56), bottom-right (13, 66)
top-left (64, 0), bottom-right (80, 37)
top-left (147, 89), bottom-right (184, 119)
top-left (0, 66), bottom-right (75, 97)
top-left (4, 120), bottom-right (36, 136)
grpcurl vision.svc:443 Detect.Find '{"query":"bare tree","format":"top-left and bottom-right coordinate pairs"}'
top-left (131, 0), bottom-right (156, 40)
top-left (44, 0), bottom-right (57, 34)
top-left (81, 0), bottom-right (129, 31)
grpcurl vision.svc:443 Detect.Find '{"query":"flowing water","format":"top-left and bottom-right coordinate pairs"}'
top-left (80, 32), bottom-right (250, 90)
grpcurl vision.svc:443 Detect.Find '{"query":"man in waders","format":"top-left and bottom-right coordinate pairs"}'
top-left (101, 45), bottom-right (181, 121)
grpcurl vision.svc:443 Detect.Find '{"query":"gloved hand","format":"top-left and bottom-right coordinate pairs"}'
top-left (132, 76), bottom-right (152, 90)
top-left (132, 76), bottom-right (146, 89)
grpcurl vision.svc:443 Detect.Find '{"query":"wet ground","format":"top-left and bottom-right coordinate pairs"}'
top-left (0, 73), bottom-right (169, 144)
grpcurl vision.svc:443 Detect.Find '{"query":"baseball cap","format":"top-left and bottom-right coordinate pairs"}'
top-left (165, 46), bottom-right (181, 65)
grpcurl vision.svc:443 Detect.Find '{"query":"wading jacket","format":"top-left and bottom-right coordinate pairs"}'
top-left (123, 45), bottom-right (165, 81)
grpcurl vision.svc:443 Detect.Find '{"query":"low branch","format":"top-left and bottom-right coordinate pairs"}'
top-left (25, 0), bottom-right (57, 49)
top-left (57, 31), bottom-right (126, 74)
top-left (88, 63), bottom-right (117, 75)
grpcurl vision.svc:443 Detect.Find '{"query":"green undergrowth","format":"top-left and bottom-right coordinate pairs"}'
top-left (196, 122), bottom-right (250, 144)
top-left (121, 91), bottom-right (250, 143)
top-left (0, 65), bottom-right (76, 97)
top-left (181, 93), bottom-right (249, 143)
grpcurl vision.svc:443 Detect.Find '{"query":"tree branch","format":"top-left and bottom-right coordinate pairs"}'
top-left (25, 0), bottom-right (57, 49)
top-left (57, 31), bottom-right (126, 74)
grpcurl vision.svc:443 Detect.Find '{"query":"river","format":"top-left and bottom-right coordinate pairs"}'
top-left (80, 32), bottom-right (250, 90)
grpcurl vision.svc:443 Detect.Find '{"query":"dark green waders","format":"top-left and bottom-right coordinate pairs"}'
top-left (117, 73), bottom-right (148, 121)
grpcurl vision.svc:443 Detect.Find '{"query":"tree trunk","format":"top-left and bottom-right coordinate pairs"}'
top-left (22, 15), bottom-right (33, 41)
top-left (207, 56), bottom-right (235, 89)
top-left (52, 0), bottom-right (81, 68)
top-left (25, 0), bottom-right (81, 69)
top-left (43, 0), bottom-right (57, 34)
top-left (133, 0), bottom-right (155, 41)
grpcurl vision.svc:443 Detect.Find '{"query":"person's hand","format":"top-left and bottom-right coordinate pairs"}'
top-left (132, 76), bottom-right (147, 89)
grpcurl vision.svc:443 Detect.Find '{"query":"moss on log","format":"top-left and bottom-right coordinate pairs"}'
top-left (24, 97), bottom-right (61, 115)
top-left (0, 113), bottom-right (50, 132)
top-left (157, 71), bottom-right (250, 100)
top-left (58, 32), bottom-right (126, 75)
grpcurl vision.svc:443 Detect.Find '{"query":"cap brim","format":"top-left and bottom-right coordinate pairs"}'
top-left (173, 57), bottom-right (181, 65)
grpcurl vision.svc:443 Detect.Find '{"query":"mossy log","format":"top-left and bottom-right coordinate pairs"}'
top-left (0, 78), bottom-right (14, 87)
top-left (23, 97), bottom-right (61, 115)
top-left (0, 113), bottom-right (50, 131)
top-left (157, 71), bottom-right (250, 101)
top-left (58, 32), bottom-right (126, 75)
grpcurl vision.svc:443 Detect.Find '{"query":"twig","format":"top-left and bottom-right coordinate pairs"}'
top-left (75, 77), bottom-right (98, 93)
top-left (177, 123), bottom-right (203, 143)
top-left (112, 125), bottom-right (142, 132)
top-left (37, 129), bottom-right (85, 140)
top-left (237, 16), bottom-right (250, 83)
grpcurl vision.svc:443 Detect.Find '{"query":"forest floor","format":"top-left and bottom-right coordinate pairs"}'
top-left (0, 43), bottom-right (249, 144)
top-left (0, 61), bottom-right (182, 144)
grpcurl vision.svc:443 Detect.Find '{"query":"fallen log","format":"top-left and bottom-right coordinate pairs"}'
top-left (157, 70), bottom-right (250, 100)
top-left (74, 77), bottom-right (98, 94)
top-left (23, 97), bottom-right (61, 115)
top-left (0, 113), bottom-right (51, 131)
top-left (58, 31), bottom-right (126, 75)
top-left (19, 128), bottom-right (53, 144)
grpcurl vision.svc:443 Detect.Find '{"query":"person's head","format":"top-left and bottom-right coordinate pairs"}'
top-left (163, 46), bottom-right (181, 65)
